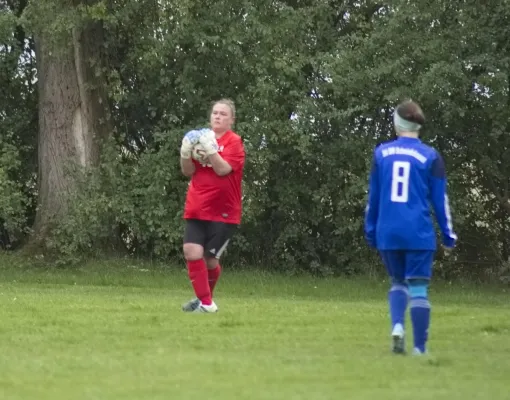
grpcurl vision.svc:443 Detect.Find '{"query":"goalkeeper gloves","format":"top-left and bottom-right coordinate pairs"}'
top-left (180, 128), bottom-right (218, 159)
top-left (180, 130), bottom-right (202, 159)
top-left (198, 129), bottom-right (219, 156)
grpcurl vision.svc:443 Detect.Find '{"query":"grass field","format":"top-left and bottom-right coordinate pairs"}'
top-left (0, 254), bottom-right (509, 400)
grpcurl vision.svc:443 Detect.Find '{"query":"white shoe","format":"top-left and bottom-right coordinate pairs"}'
top-left (391, 323), bottom-right (405, 354)
top-left (192, 301), bottom-right (218, 313)
top-left (412, 347), bottom-right (428, 356)
top-left (181, 298), bottom-right (200, 312)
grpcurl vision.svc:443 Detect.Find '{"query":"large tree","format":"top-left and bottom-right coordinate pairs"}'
top-left (22, 0), bottom-right (112, 247)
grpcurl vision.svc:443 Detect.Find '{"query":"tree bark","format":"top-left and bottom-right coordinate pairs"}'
top-left (29, 18), bottom-right (111, 249)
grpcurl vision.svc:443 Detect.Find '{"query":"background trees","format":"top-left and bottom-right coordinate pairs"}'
top-left (0, 0), bottom-right (508, 280)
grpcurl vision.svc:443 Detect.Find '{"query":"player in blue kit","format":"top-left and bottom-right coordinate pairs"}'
top-left (364, 100), bottom-right (457, 355)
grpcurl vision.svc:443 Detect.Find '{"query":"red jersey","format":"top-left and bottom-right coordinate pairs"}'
top-left (184, 130), bottom-right (245, 224)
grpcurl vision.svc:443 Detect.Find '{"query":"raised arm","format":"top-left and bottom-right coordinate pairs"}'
top-left (207, 153), bottom-right (233, 176)
top-left (200, 133), bottom-right (245, 177)
top-left (180, 130), bottom-right (201, 177)
top-left (180, 157), bottom-right (195, 177)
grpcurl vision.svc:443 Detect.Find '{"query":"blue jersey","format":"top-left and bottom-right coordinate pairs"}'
top-left (364, 136), bottom-right (457, 250)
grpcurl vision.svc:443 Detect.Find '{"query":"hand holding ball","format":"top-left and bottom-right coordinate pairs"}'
top-left (192, 129), bottom-right (218, 163)
top-left (181, 128), bottom-right (218, 163)
top-left (180, 130), bottom-right (202, 159)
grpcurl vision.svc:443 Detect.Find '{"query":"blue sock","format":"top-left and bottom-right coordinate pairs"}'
top-left (388, 283), bottom-right (408, 328)
top-left (409, 282), bottom-right (431, 352)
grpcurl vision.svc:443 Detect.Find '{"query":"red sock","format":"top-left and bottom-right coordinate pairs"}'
top-left (187, 259), bottom-right (212, 305)
top-left (208, 265), bottom-right (222, 295)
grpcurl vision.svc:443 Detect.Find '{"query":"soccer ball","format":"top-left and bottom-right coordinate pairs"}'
top-left (191, 129), bottom-right (216, 163)
top-left (191, 143), bottom-right (209, 163)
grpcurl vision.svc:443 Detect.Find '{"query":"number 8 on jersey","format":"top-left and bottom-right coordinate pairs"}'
top-left (391, 161), bottom-right (411, 203)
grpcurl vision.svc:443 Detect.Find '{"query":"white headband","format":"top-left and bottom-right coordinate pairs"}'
top-left (393, 112), bottom-right (422, 132)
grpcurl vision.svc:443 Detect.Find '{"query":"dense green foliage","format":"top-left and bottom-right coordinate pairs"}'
top-left (0, 0), bottom-right (508, 279)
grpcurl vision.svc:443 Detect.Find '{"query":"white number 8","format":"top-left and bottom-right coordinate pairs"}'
top-left (391, 161), bottom-right (410, 203)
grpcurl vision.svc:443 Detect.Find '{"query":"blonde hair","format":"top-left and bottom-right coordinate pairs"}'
top-left (211, 98), bottom-right (236, 119)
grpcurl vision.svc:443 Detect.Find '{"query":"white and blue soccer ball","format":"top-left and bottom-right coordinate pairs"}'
top-left (192, 143), bottom-right (208, 163)
top-left (191, 129), bottom-right (215, 163)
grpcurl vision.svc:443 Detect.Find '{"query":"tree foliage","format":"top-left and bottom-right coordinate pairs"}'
top-left (0, 0), bottom-right (508, 280)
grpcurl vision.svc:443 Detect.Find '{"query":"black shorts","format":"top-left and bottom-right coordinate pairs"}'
top-left (183, 219), bottom-right (237, 258)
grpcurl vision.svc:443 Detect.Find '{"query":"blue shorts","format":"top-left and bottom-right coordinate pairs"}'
top-left (379, 250), bottom-right (435, 282)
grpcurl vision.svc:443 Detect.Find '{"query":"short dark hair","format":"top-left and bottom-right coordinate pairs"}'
top-left (396, 100), bottom-right (425, 125)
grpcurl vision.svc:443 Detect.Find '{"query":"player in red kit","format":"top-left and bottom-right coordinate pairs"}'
top-left (179, 99), bottom-right (245, 313)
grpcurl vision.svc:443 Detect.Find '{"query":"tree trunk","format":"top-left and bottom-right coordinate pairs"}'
top-left (29, 18), bottom-right (111, 249)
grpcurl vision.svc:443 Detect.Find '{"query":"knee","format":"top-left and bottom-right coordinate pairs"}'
top-left (205, 257), bottom-right (219, 270)
top-left (389, 281), bottom-right (408, 296)
top-left (408, 279), bottom-right (429, 298)
top-left (183, 243), bottom-right (204, 261)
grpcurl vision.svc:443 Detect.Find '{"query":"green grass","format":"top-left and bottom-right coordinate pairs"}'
top-left (0, 254), bottom-right (509, 399)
